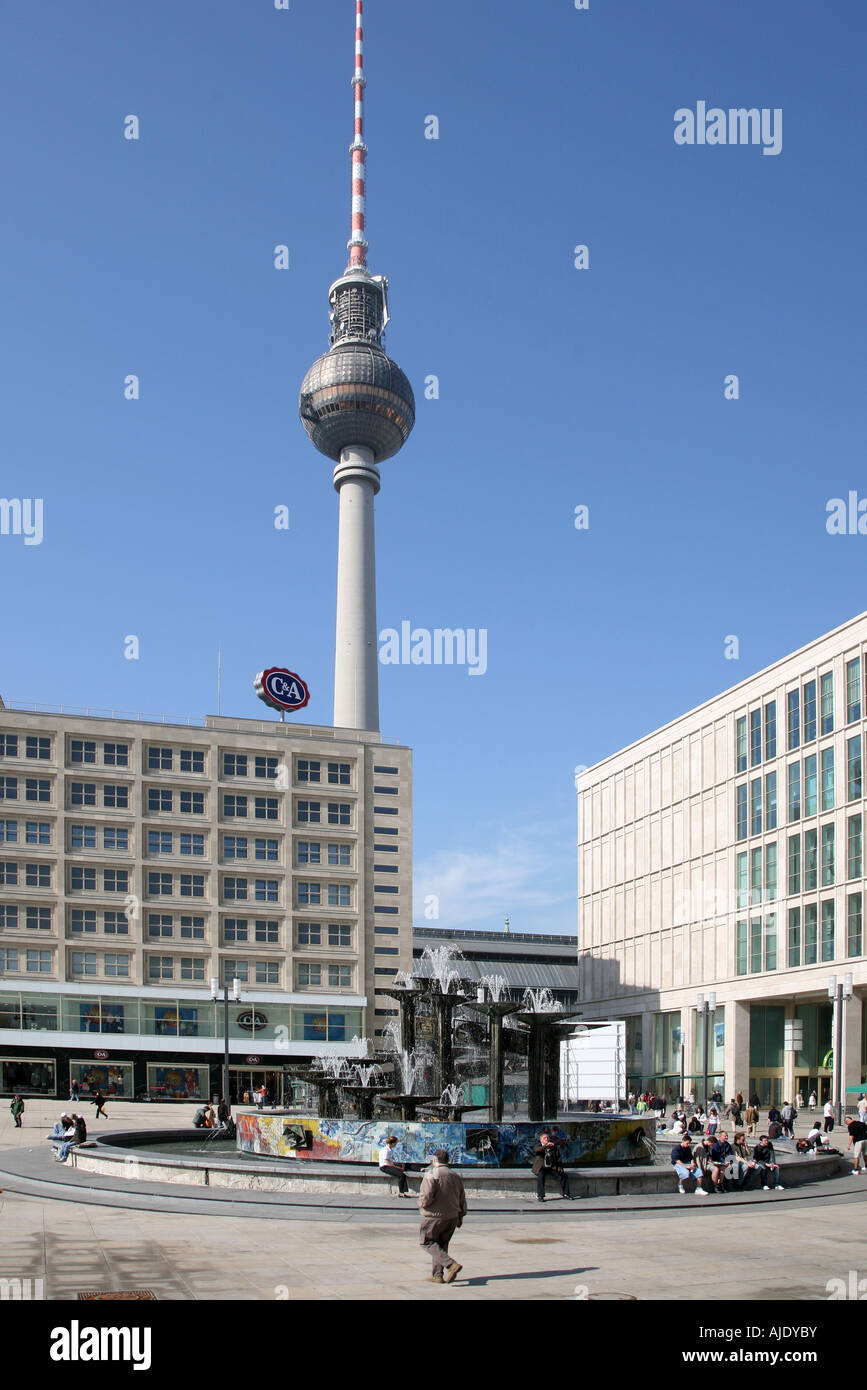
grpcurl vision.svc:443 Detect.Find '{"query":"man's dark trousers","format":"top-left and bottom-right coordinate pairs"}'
top-left (419, 1217), bottom-right (458, 1273)
top-left (537, 1168), bottom-right (571, 1199)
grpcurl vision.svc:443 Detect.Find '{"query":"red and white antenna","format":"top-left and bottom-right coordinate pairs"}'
top-left (348, 0), bottom-right (368, 268)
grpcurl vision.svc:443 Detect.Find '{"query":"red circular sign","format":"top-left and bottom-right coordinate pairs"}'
top-left (254, 667), bottom-right (311, 713)
top-left (94, 1050), bottom-right (109, 1060)
top-left (245, 1056), bottom-right (261, 1065)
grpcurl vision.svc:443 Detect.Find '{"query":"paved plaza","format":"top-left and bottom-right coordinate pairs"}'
top-left (0, 1101), bottom-right (865, 1302)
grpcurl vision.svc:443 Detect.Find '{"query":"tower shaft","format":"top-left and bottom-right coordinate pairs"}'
top-left (333, 445), bottom-right (380, 730)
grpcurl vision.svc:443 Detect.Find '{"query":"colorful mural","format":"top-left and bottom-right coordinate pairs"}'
top-left (236, 1114), bottom-right (655, 1167)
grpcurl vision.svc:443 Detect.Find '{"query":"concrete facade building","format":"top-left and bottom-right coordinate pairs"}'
top-left (577, 611), bottom-right (867, 1107)
top-left (0, 705), bottom-right (411, 1100)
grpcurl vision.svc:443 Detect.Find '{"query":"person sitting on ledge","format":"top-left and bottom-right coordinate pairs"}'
top-left (57, 1113), bottom-right (87, 1163)
top-left (671, 1135), bottom-right (705, 1195)
top-left (752, 1134), bottom-right (784, 1189)
top-left (709, 1131), bottom-right (735, 1192)
top-left (378, 1134), bottom-right (412, 1197)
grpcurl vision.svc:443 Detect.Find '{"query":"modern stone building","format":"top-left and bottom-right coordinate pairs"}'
top-left (0, 704), bottom-right (411, 1101)
top-left (577, 611), bottom-right (867, 1107)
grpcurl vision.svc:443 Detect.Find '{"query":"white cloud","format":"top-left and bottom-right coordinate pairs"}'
top-left (413, 824), bottom-right (575, 933)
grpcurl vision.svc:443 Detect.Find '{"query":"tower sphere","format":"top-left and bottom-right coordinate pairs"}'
top-left (299, 269), bottom-right (415, 465)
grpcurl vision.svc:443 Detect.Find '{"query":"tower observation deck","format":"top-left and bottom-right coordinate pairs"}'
top-left (299, 0), bottom-right (415, 733)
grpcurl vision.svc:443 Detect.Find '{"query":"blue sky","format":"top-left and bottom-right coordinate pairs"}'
top-left (1, 0), bottom-right (865, 937)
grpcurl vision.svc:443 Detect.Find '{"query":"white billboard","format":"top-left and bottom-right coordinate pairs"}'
top-left (560, 1021), bottom-right (626, 1108)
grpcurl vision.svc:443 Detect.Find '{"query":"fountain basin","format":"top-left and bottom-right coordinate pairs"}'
top-left (236, 1113), bottom-right (656, 1166)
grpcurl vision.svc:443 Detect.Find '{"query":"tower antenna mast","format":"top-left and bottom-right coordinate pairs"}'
top-left (348, 0), bottom-right (368, 269)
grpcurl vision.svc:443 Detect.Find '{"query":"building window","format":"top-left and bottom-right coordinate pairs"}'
top-left (0, 862), bottom-right (18, 886)
top-left (70, 867), bottom-right (97, 892)
top-left (328, 762), bottom-right (351, 785)
top-left (0, 948), bottom-right (19, 971)
top-left (327, 803), bottom-right (351, 826)
top-left (750, 709), bottom-right (762, 767)
top-left (0, 735), bottom-right (19, 758)
top-left (148, 747), bottom-right (173, 771)
top-left (764, 913), bottom-right (777, 971)
top-left (297, 841), bottom-right (320, 865)
top-left (736, 717), bottom-right (747, 773)
top-left (296, 922), bottom-right (321, 946)
top-left (70, 740), bottom-right (97, 765)
top-left (103, 868), bottom-right (128, 894)
top-left (26, 906), bottom-right (51, 931)
top-left (298, 882), bottom-right (321, 906)
top-left (254, 879), bottom-right (279, 903)
top-left (25, 736), bottom-right (51, 760)
top-left (148, 914), bottom-right (173, 938)
top-left (147, 788), bottom-right (172, 813)
top-left (223, 959), bottom-right (249, 984)
top-left (254, 797), bottom-right (278, 820)
top-left (847, 735), bottom-right (862, 802)
top-left (328, 964), bottom-right (352, 989)
top-left (255, 756), bottom-right (278, 780)
top-left (71, 909), bottom-right (97, 933)
top-left (148, 831), bottom-right (172, 855)
top-left (223, 836), bottom-right (247, 860)
top-left (765, 843), bottom-right (777, 902)
top-left (821, 823), bottom-right (835, 887)
top-left (104, 953), bottom-right (129, 977)
top-left (180, 749), bottom-right (205, 774)
top-left (180, 791), bottom-right (204, 815)
top-left (297, 801), bottom-right (321, 824)
top-left (764, 701), bottom-right (777, 761)
top-left (750, 779), bottom-right (762, 836)
top-left (254, 838), bottom-right (278, 862)
top-left (788, 907), bottom-right (801, 967)
top-left (223, 752), bottom-right (248, 778)
top-left (148, 956), bottom-right (174, 980)
top-left (804, 903), bottom-right (818, 965)
top-left (847, 658), bottom-right (862, 724)
top-left (103, 742), bottom-right (129, 767)
top-left (71, 782), bottom-right (96, 807)
top-left (803, 679), bottom-right (817, 744)
top-left (71, 952), bottom-right (97, 977)
top-left (821, 747), bottom-right (835, 811)
top-left (736, 784), bottom-right (748, 841)
top-left (223, 795), bottom-right (248, 819)
top-left (25, 949), bottom-right (51, 973)
top-left (804, 828), bottom-right (818, 892)
top-left (254, 920), bottom-right (279, 944)
top-left (103, 911), bottom-right (128, 935)
top-left (804, 754), bottom-right (818, 818)
top-left (736, 851), bottom-right (748, 908)
top-left (788, 762), bottom-right (801, 822)
top-left (103, 827), bottom-right (128, 851)
top-left (297, 760), bottom-right (320, 784)
top-left (223, 919), bottom-right (248, 943)
top-left (102, 784), bottom-right (129, 810)
top-left (255, 961), bottom-right (279, 984)
top-left (148, 872), bottom-right (173, 896)
top-left (847, 893), bottom-right (863, 958)
top-left (327, 843), bottom-right (351, 867)
top-left (787, 834), bottom-right (801, 895)
top-left (787, 690), bottom-right (800, 751)
top-left (0, 820), bottom-right (17, 843)
top-left (180, 833), bottom-right (204, 856)
top-left (328, 924), bottom-right (352, 948)
top-left (180, 958), bottom-right (205, 982)
top-left (327, 884), bottom-right (352, 908)
top-left (297, 963), bottom-right (321, 987)
top-left (820, 671), bottom-right (834, 735)
top-left (749, 919), bottom-right (762, 973)
top-left (180, 915), bottom-right (205, 939)
top-left (765, 771), bottom-right (777, 831)
top-left (848, 813), bottom-right (862, 879)
top-left (821, 899), bottom-right (835, 962)
top-left (179, 874), bottom-right (205, 898)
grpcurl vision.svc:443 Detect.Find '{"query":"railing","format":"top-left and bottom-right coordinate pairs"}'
top-left (3, 701), bottom-right (205, 727)
top-left (1, 701), bottom-right (404, 743)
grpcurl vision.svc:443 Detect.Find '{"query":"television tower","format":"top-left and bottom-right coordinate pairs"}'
top-left (299, 0), bottom-right (415, 732)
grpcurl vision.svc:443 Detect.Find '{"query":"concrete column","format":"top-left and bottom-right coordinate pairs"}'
top-left (682, 1005), bottom-right (698, 1099)
top-left (783, 999), bottom-right (797, 1103)
top-left (333, 445), bottom-right (380, 731)
top-left (843, 991), bottom-right (863, 1104)
top-left (639, 1010), bottom-right (655, 1086)
top-left (725, 999), bottom-right (751, 1101)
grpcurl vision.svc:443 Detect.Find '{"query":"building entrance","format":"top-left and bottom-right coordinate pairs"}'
top-left (795, 1074), bottom-right (832, 1107)
top-left (229, 1068), bottom-right (285, 1106)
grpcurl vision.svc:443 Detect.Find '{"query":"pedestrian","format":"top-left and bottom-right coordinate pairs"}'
top-left (846, 1115), bottom-right (867, 1175)
top-left (795, 1091), bottom-right (804, 1111)
top-left (418, 1149), bottom-right (466, 1285)
top-left (744, 1102), bottom-right (759, 1137)
top-left (780, 1101), bottom-right (797, 1139)
top-left (736, 1091), bottom-right (744, 1110)
top-left (378, 1134), bottom-right (412, 1198)
top-left (69, 1082), bottom-right (80, 1103)
top-left (91, 1090), bottom-right (108, 1119)
top-left (752, 1134), bottom-right (784, 1189)
top-left (217, 1097), bottom-right (230, 1124)
top-left (9, 1095), bottom-right (24, 1128)
top-left (671, 1135), bottom-right (704, 1195)
top-left (858, 1095), bottom-right (867, 1127)
top-left (532, 1129), bottom-right (575, 1202)
top-left (256, 1085), bottom-right (266, 1111)
top-left (823, 1100), bottom-right (835, 1134)
top-left (808, 1091), bottom-right (817, 1112)
top-left (706, 1107), bottom-right (720, 1137)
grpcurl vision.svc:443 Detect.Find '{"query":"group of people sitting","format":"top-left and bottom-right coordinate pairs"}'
top-left (671, 1130), bottom-right (784, 1194)
top-left (48, 1112), bottom-right (87, 1162)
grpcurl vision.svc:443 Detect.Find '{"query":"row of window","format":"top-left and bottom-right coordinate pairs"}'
top-left (735, 663), bottom-right (867, 775)
top-left (0, 903), bottom-right (364, 950)
top-left (736, 737), bottom-right (864, 840)
top-left (0, 781), bottom-right (362, 827)
top-left (736, 893), bottom-right (863, 974)
top-left (736, 815), bottom-right (865, 905)
top-left (0, 947), bottom-right (357, 989)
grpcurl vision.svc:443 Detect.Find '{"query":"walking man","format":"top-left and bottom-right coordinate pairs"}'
top-left (418, 1149), bottom-right (466, 1285)
top-left (9, 1094), bottom-right (24, 1128)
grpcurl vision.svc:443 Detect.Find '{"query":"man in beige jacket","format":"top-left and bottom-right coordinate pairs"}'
top-left (418, 1148), bottom-right (467, 1284)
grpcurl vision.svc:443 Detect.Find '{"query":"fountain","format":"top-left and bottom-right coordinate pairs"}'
top-left (235, 958), bottom-right (655, 1167)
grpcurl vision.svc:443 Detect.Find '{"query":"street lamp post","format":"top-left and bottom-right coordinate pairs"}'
top-left (697, 991), bottom-right (717, 1108)
top-left (211, 975), bottom-right (241, 1110)
top-left (828, 973), bottom-right (854, 1125)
